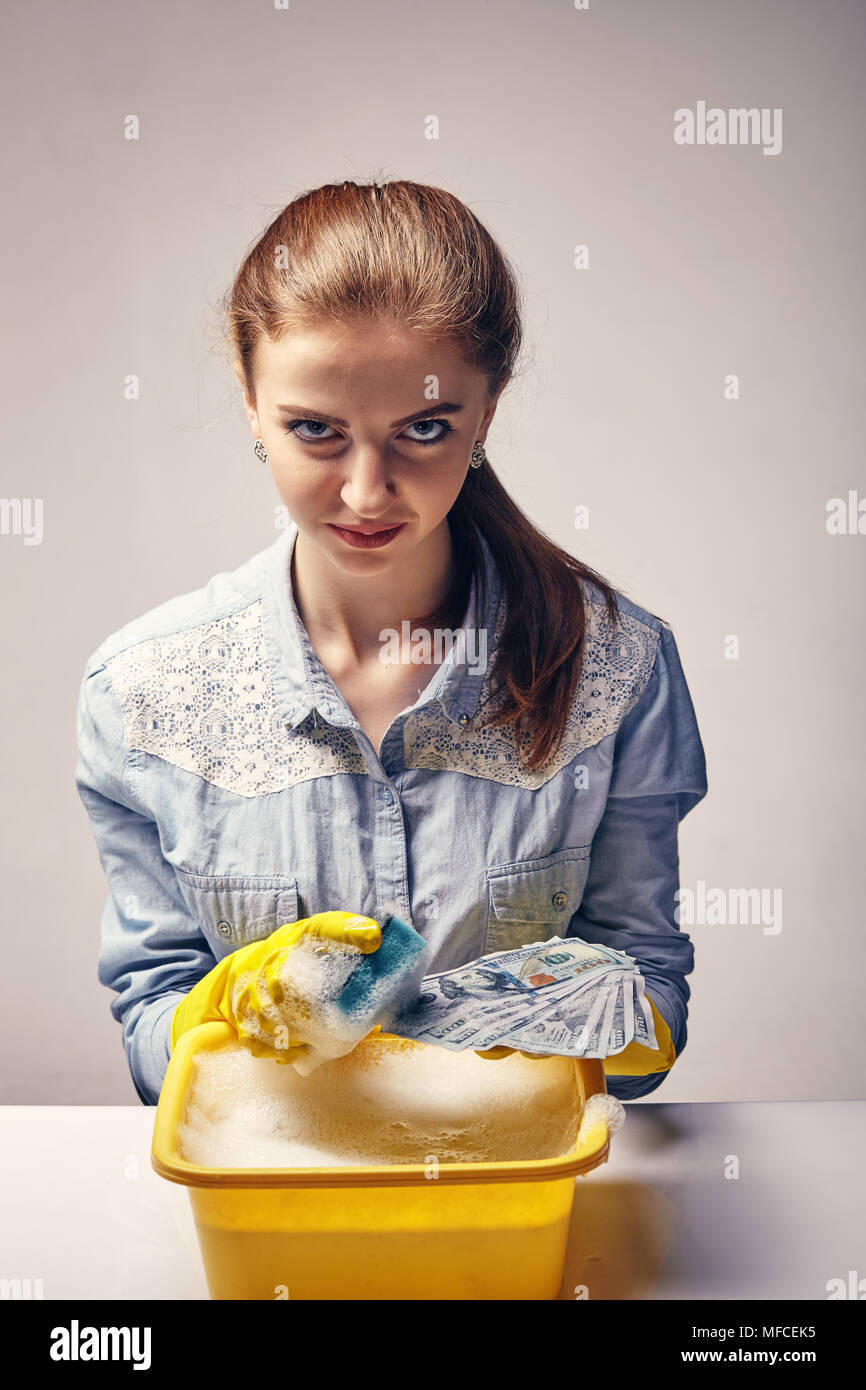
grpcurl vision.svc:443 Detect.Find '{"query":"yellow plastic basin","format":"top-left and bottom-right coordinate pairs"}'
top-left (151, 1021), bottom-right (612, 1300)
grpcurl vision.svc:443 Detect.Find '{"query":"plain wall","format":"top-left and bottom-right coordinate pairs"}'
top-left (1, 0), bottom-right (863, 1102)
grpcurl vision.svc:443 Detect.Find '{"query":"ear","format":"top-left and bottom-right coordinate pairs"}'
top-left (478, 379), bottom-right (508, 439)
top-left (234, 359), bottom-right (260, 433)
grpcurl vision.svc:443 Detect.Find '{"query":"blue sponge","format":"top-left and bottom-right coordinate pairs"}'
top-left (334, 914), bottom-right (427, 1021)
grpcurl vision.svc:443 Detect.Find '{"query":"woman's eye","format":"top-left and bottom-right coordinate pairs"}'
top-left (285, 419), bottom-right (337, 442)
top-left (402, 419), bottom-right (455, 446)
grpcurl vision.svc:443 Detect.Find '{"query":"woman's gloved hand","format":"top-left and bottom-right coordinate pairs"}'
top-left (599, 993), bottom-right (676, 1075)
top-left (171, 910), bottom-right (382, 1065)
top-left (474, 993), bottom-right (676, 1076)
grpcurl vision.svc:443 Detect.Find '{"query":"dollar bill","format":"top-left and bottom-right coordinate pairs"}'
top-left (389, 936), bottom-right (653, 1058)
top-left (632, 975), bottom-right (658, 1051)
top-left (497, 979), bottom-right (617, 1056)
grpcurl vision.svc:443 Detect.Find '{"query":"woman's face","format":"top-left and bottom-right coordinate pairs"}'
top-left (238, 318), bottom-right (503, 574)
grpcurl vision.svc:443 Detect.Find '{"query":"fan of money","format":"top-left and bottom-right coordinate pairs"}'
top-left (388, 937), bottom-right (658, 1058)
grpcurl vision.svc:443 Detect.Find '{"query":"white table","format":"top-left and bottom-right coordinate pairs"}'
top-left (1, 1101), bottom-right (862, 1300)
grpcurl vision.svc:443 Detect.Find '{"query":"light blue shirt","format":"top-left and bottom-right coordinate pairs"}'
top-left (75, 521), bottom-right (708, 1105)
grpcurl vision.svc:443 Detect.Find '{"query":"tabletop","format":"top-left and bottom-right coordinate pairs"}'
top-left (1, 1099), bottom-right (862, 1300)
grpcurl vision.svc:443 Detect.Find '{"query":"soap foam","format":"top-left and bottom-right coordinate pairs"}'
top-left (230, 933), bottom-right (410, 1076)
top-left (178, 1036), bottom-right (582, 1168)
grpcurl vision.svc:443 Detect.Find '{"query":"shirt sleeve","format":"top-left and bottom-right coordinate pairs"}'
top-left (75, 658), bottom-right (216, 1105)
top-left (568, 620), bottom-right (708, 1101)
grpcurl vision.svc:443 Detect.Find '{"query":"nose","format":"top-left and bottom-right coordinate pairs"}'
top-left (340, 444), bottom-right (397, 518)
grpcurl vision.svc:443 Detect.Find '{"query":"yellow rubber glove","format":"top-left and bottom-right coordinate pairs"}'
top-left (599, 994), bottom-right (676, 1076)
top-left (475, 993), bottom-right (675, 1077)
top-left (170, 910), bottom-right (381, 1065)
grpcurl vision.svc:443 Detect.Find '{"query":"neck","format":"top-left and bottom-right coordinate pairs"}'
top-left (291, 520), bottom-right (454, 666)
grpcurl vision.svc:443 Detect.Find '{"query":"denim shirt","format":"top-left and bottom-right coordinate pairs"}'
top-left (75, 521), bottom-right (708, 1105)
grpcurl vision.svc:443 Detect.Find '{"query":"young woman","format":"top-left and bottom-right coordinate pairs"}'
top-left (75, 179), bottom-right (707, 1105)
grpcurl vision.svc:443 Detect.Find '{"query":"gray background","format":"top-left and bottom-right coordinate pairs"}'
top-left (1, 0), bottom-right (863, 1103)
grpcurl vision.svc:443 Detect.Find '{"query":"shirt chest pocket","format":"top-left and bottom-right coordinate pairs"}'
top-left (175, 869), bottom-right (300, 958)
top-left (485, 846), bottom-right (592, 954)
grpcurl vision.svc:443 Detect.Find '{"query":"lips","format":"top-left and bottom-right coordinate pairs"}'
top-left (327, 521), bottom-right (407, 549)
top-left (332, 523), bottom-right (404, 535)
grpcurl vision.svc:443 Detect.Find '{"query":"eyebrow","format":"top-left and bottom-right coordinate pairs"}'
top-left (274, 402), bottom-right (465, 429)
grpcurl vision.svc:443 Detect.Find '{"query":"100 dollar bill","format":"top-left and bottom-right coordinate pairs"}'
top-left (390, 937), bottom-right (652, 1057)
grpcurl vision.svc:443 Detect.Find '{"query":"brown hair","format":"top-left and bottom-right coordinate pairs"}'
top-left (226, 178), bottom-right (625, 771)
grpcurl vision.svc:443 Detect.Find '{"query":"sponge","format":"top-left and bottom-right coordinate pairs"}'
top-left (334, 913), bottom-right (427, 1021)
top-left (281, 913), bottom-right (429, 1078)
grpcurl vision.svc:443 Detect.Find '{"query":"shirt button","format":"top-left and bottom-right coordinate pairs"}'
top-left (552, 892), bottom-right (568, 909)
top-left (381, 788), bottom-right (394, 804)
top-left (217, 920), bottom-right (233, 938)
top-left (458, 713), bottom-right (469, 726)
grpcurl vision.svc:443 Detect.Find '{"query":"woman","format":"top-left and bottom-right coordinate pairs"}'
top-left (75, 179), bottom-right (707, 1105)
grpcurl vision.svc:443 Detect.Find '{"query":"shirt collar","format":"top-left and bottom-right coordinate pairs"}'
top-left (262, 519), bottom-right (502, 733)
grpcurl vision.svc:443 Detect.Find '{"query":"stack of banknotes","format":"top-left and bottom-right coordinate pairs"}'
top-left (389, 936), bottom-right (657, 1058)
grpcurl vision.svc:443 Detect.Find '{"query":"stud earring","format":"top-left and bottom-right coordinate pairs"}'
top-left (254, 438), bottom-right (269, 464)
top-left (470, 441), bottom-right (486, 469)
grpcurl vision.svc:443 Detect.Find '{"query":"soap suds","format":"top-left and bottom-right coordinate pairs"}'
top-left (576, 1092), bottom-right (626, 1144)
top-left (230, 932), bottom-right (418, 1076)
top-left (178, 1036), bottom-right (583, 1167)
